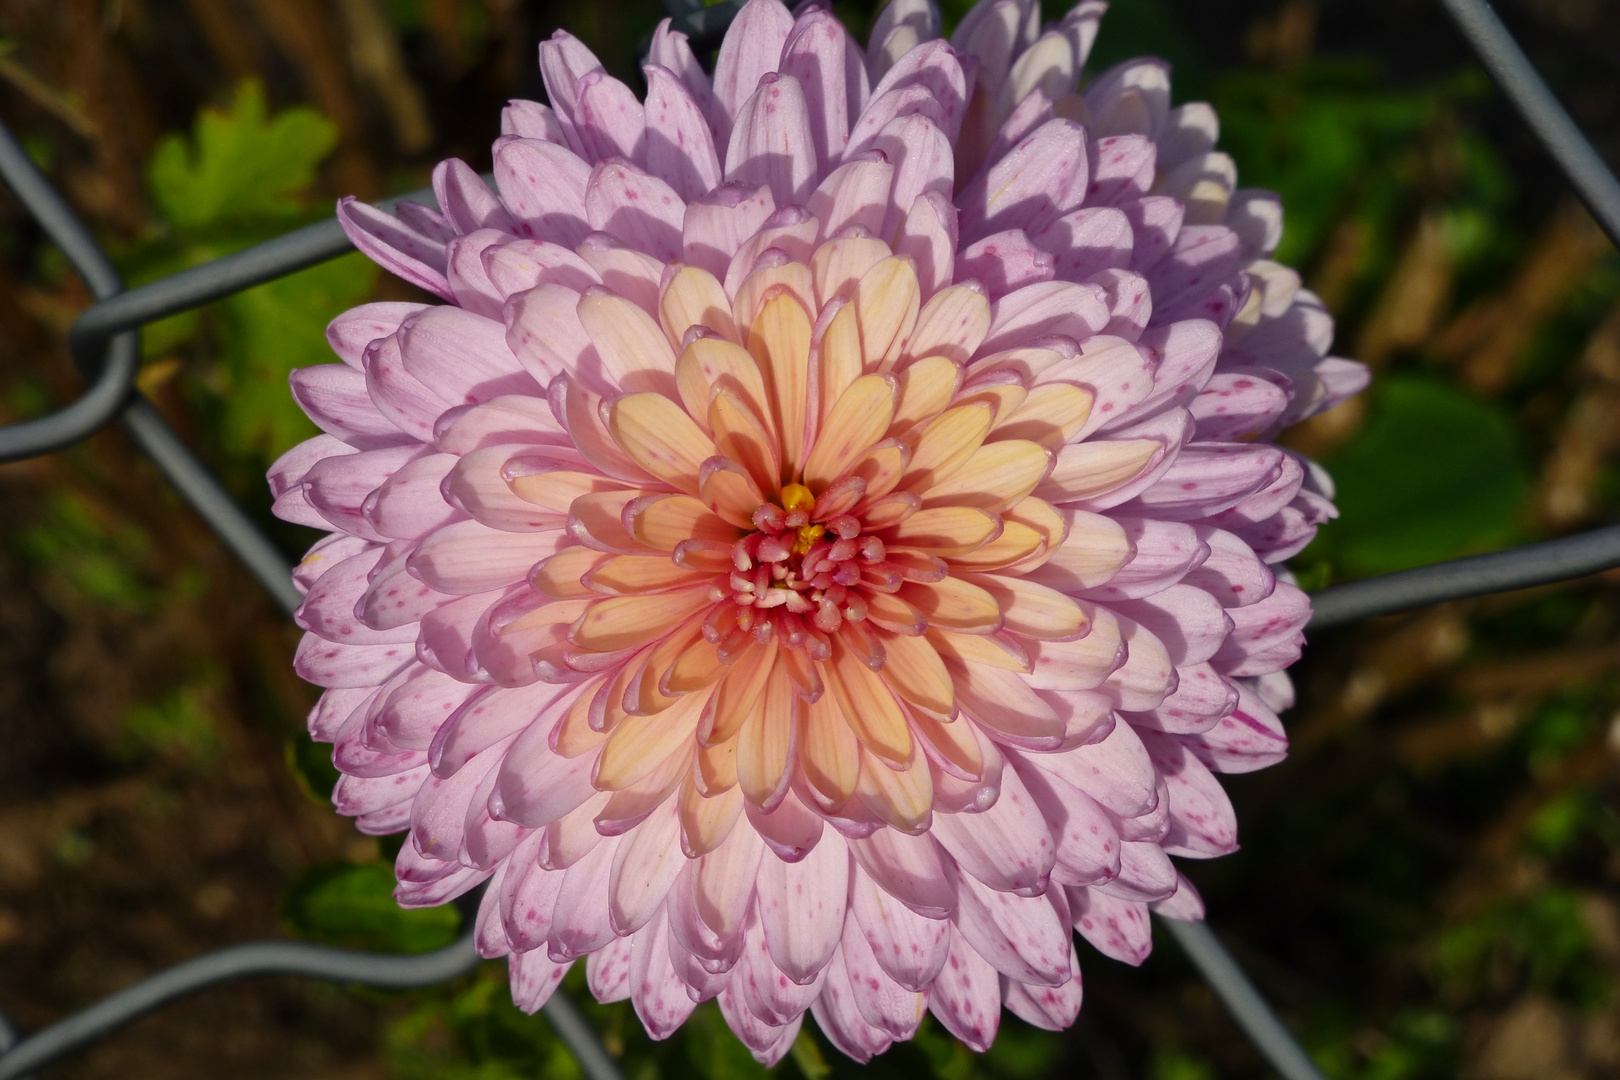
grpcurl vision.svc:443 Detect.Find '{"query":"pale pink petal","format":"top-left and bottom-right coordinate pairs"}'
top-left (1093, 838), bottom-right (1177, 902)
top-left (326, 302), bottom-right (430, 368)
top-left (725, 73), bottom-right (818, 208)
top-left (930, 763), bottom-right (1054, 894)
top-left (926, 927), bottom-right (1001, 1052)
top-left (587, 933), bottom-right (634, 1002)
top-left (812, 948), bottom-right (894, 1062)
top-left (1210, 581), bottom-right (1309, 677)
top-left (501, 99), bottom-right (565, 142)
top-left (632, 907), bottom-right (700, 1036)
top-left (1003, 945), bottom-right (1084, 1030)
top-left (492, 137), bottom-right (592, 247)
top-left (644, 64), bottom-right (724, 202)
top-left (1070, 886), bottom-right (1152, 964)
top-left (585, 160), bottom-right (687, 263)
top-left (510, 949), bottom-right (573, 1012)
top-left (710, 0), bottom-right (796, 145)
top-left (849, 866), bottom-right (950, 990)
top-left (1115, 585), bottom-right (1235, 667)
top-left (432, 158), bottom-right (517, 236)
top-left (756, 829), bottom-right (848, 982)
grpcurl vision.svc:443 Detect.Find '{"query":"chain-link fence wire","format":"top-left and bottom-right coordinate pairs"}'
top-left (0, 0), bottom-right (1617, 1077)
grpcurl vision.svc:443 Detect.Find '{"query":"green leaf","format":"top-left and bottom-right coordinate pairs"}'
top-left (147, 79), bottom-right (338, 231)
top-left (214, 252), bottom-right (379, 459)
top-left (282, 862), bottom-right (461, 954)
top-left (1309, 376), bottom-right (1528, 577)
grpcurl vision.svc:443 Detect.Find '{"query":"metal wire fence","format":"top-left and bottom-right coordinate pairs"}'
top-left (0, 1), bottom-right (1616, 1078)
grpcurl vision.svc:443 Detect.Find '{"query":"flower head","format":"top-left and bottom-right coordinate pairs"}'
top-left (273, 0), bottom-right (1367, 1062)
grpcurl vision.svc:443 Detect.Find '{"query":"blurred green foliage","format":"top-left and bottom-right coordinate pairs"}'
top-left (283, 862), bottom-right (463, 954)
top-left (1310, 376), bottom-right (1529, 577)
top-left (136, 79), bottom-right (378, 463)
top-left (119, 684), bottom-right (223, 764)
top-left (147, 80), bottom-right (338, 231)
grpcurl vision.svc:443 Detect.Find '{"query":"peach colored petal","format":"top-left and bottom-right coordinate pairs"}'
top-left (904, 283), bottom-right (992, 364)
top-left (992, 382), bottom-right (1094, 448)
top-left (660, 264), bottom-right (738, 348)
top-left (570, 584), bottom-right (714, 652)
top-left (694, 732), bottom-right (740, 794)
top-left (666, 634), bottom-right (725, 694)
top-left (702, 639), bottom-right (778, 746)
top-left (956, 379), bottom-right (1027, 425)
top-left (679, 775), bottom-right (743, 857)
top-left (595, 683), bottom-right (711, 790)
top-left (709, 388), bottom-right (781, 496)
top-left (591, 648), bottom-right (652, 734)
top-left (509, 467), bottom-right (632, 512)
top-left (856, 256), bottom-right (921, 370)
top-left (568, 489), bottom-right (658, 553)
top-left (799, 689), bottom-right (860, 810)
top-left (628, 493), bottom-right (741, 550)
top-left (849, 439), bottom-right (911, 504)
top-left (595, 747), bottom-right (688, 833)
top-left (900, 403), bottom-right (993, 492)
top-left (960, 572), bottom-right (1089, 640)
top-left (737, 659), bottom-right (799, 810)
top-left (674, 336), bottom-right (772, 438)
top-left (826, 638), bottom-right (913, 767)
top-left (802, 373), bottom-right (898, 489)
top-left (698, 456), bottom-right (767, 528)
top-left (861, 492), bottom-right (922, 531)
top-left (608, 392), bottom-right (717, 497)
top-left (854, 743), bottom-right (931, 833)
top-left (625, 616), bottom-right (708, 714)
top-left (554, 680), bottom-right (610, 757)
top-left (890, 355), bottom-right (961, 439)
top-left (876, 631), bottom-right (954, 721)
top-left (946, 520), bottom-right (1046, 572)
top-left (579, 291), bottom-right (679, 396)
top-left (501, 595), bottom-right (595, 635)
top-left (864, 590), bottom-right (929, 636)
top-left (532, 546), bottom-right (610, 598)
top-left (777, 640), bottom-right (825, 700)
top-left (583, 553), bottom-right (709, 596)
top-left (672, 540), bottom-right (735, 574)
top-left (898, 576), bottom-right (1003, 634)
top-left (747, 291), bottom-right (813, 482)
top-left (922, 439), bottom-right (1051, 513)
top-left (882, 505), bottom-right (1002, 557)
top-left (816, 301), bottom-right (864, 425)
top-left (924, 627), bottom-right (1031, 672)
top-left (910, 706), bottom-right (982, 781)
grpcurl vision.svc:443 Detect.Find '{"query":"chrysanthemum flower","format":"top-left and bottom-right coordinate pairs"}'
top-left (271, 0), bottom-right (1367, 1062)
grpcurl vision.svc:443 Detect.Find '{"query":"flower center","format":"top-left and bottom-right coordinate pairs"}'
top-left (700, 482), bottom-right (893, 662)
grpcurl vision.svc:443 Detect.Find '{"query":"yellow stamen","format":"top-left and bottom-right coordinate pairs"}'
top-left (780, 483), bottom-right (815, 512)
top-left (779, 483), bottom-right (823, 554)
top-left (793, 523), bottom-right (826, 555)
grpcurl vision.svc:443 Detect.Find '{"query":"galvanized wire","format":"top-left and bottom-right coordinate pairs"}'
top-left (0, 1), bottom-right (1616, 1078)
top-left (1440, 0), bottom-right (1620, 249)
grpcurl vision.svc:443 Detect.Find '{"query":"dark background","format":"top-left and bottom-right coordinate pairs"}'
top-left (0, 0), bottom-right (1617, 1077)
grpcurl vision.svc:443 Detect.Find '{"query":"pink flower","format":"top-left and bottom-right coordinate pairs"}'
top-left (271, 0), bottom-right (1367, 1061)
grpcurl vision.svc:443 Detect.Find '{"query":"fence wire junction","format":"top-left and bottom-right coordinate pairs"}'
top-left (1, 1), bottom-right (1619, 1078)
